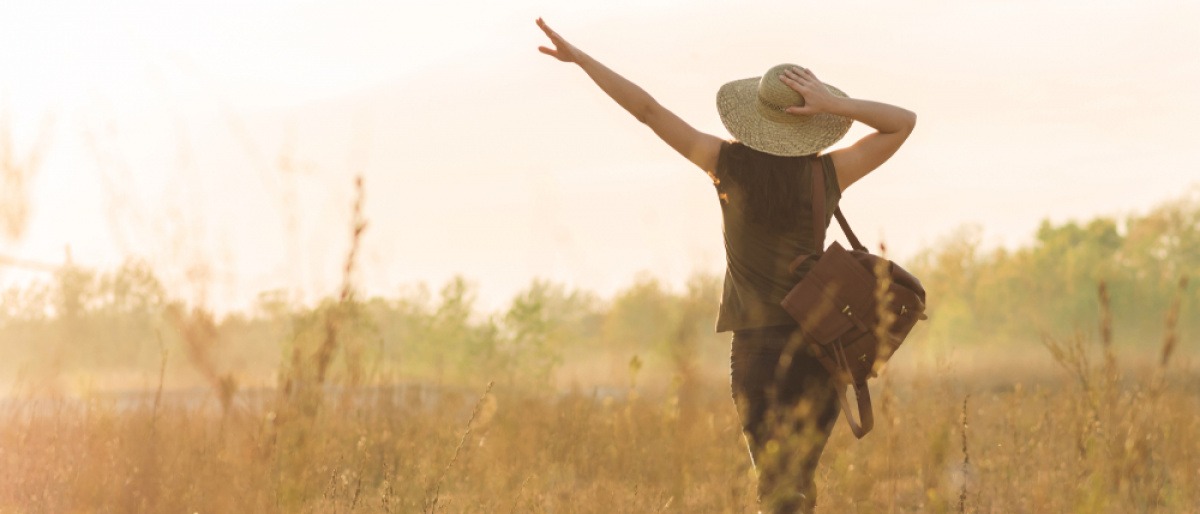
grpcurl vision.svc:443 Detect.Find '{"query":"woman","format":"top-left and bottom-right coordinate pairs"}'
top-left (536, 18), bottom-right (915, 513)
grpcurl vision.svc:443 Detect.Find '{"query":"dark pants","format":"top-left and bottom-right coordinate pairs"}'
top-left (731, 325), bottom-right (841, 514)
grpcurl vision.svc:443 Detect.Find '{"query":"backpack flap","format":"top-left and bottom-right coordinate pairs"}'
top-left (781, 241), bottom-right (879, 345)
top-left (817, 242), bottom-right (879, 312)
top-left (780, 268), bottom-right (856, 345)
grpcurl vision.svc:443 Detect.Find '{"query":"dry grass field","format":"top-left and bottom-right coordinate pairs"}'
top-left (2, 172), bottom-right (1196, 513)
top-left (3, 337), bottom-right (1197, 513)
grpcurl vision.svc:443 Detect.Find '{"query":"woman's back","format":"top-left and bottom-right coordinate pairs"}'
top-left (714, 142), bottom-right (842, 333)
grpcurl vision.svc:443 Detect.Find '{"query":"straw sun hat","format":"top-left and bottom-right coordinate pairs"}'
top-left (717, 63), bottom-right (852, 157)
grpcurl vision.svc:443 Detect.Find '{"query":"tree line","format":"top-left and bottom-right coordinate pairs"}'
top-left (1, 191), bottom-right (1195, 388)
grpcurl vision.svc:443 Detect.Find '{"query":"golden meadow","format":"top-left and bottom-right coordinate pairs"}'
top-left (2, 174), bottom-right (1198, 512)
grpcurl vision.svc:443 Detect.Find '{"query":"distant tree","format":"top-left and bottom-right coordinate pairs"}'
top-left (908, 189), bottom-right (1198, 348)
top-left (603, 275), bottom-right (678, 355)
top-left (502, 279), bottom-right (601, 386)
top-left (428, 276), bottom-right (501, 379)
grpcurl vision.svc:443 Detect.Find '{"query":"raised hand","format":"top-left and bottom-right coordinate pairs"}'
top-left (779, 66), bottom-right (841, 116)
top-left (536, 18), bottom-right (581, 63)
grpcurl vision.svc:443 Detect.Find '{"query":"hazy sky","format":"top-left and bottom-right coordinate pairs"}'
top-left (1, 0), bottom-right (1198, 313)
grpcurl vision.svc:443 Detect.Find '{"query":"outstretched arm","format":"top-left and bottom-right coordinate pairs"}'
top-left (779, 66), bottom-right (916, 191)
top-left (537, 18), bottom-right (722, 174)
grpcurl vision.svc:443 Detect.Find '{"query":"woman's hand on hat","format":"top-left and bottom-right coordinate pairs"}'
top-left (536, 18), bottom-right (580, 63)
top-left (780, 67), bottom-right (840, 116)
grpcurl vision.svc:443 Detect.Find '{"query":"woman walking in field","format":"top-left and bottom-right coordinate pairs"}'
top-left (536, 18), bottom-right (915, 513)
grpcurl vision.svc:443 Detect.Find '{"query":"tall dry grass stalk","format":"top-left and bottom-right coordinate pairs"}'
top-left (152, 332), bottom-right (168, 424)
top-left (167, 304), bottom-right (237, 414)
top-left (314, 175), bottom-right (368, 386)
top-left (957, 395), bottom-right (970, 514)
top-left (1159, 276), bottom-right (1188, 369)
top-left (871, 240), bottom-right (898, 371)
top-left (279, 174), bottom-right (368, 418)
top-left (0, 110), bottom-right (53, 242)
top-left (424, 381), bottom-right (495, 514)
top-left (1098, 281), bottom-right (1116, 377)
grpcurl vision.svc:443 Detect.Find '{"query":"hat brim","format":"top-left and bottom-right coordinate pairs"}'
top-left (717, 77), bottom-right (853, 157)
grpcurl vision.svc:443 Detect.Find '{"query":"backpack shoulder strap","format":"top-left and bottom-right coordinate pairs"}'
top-left (835, 209), bottom-right (867, 252)
top-left (811, 155), bottom-right (868, 253)
top-left (809, 156), bottom-right (827, 250)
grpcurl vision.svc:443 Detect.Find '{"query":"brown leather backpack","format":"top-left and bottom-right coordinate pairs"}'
top-left (780, 157), bottom-right (927, 438)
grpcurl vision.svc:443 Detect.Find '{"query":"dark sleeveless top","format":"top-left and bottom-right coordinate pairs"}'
top-left (713, 141), bottom-right (842, 333)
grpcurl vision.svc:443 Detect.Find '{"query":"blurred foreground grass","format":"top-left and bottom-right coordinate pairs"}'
top-left (3, 345), bottom-right (1197, 513)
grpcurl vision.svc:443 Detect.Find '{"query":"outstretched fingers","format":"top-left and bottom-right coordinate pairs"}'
top-left (536, 18), bottom-right (562, 43)
top-left (536, 17), bottom-right (573, 62)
